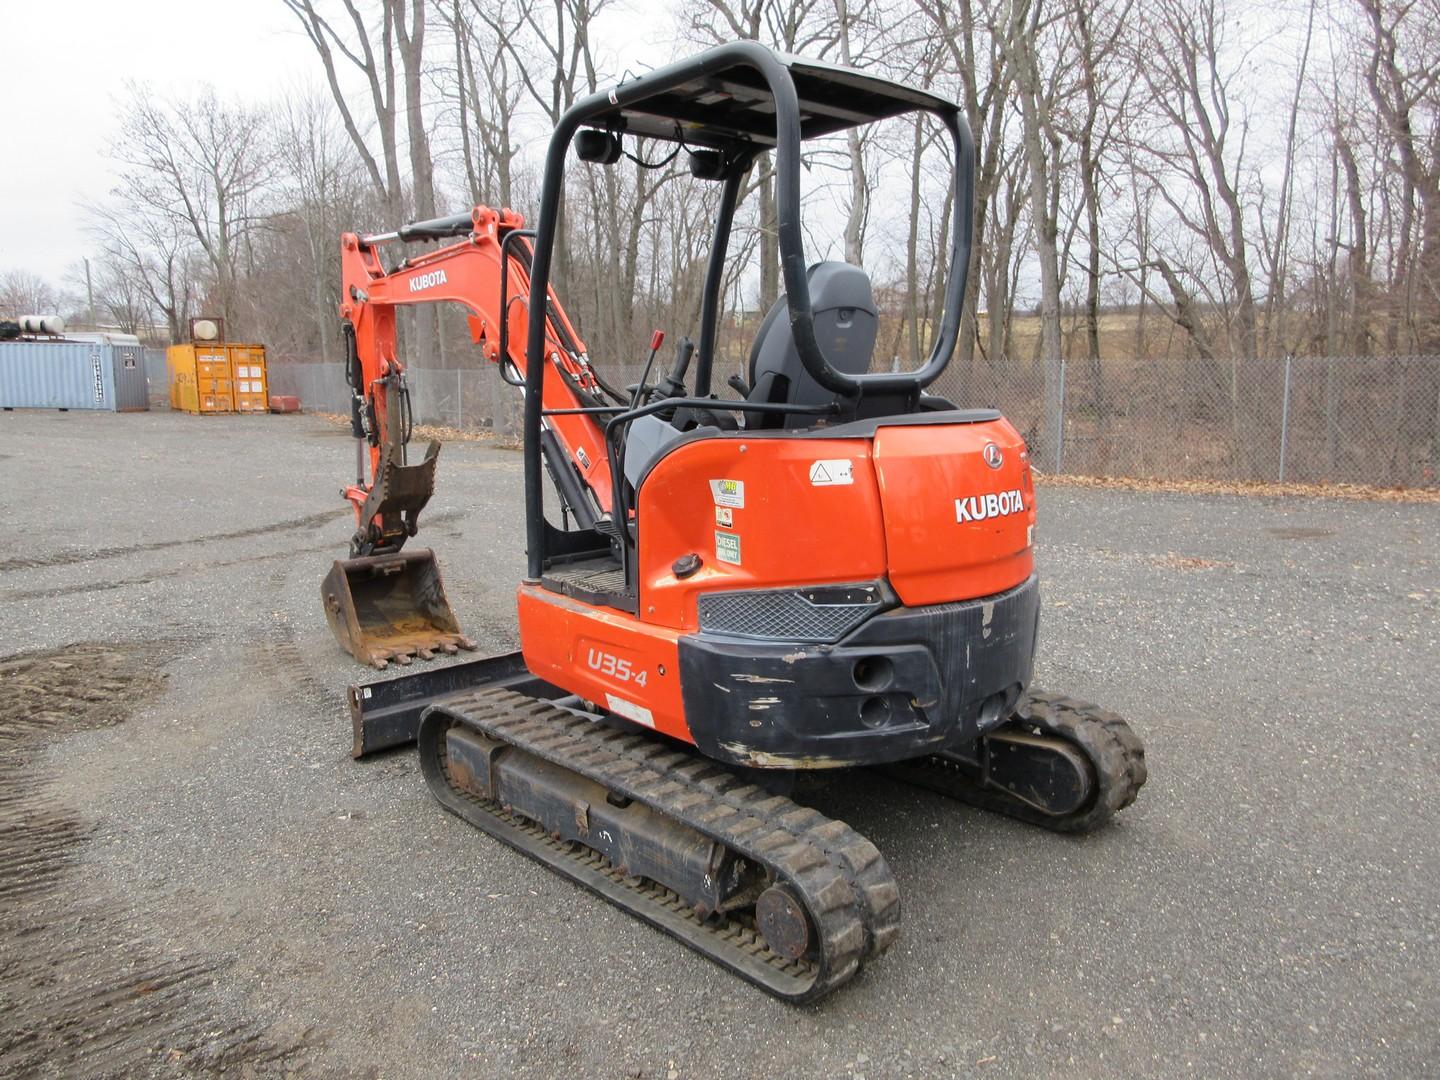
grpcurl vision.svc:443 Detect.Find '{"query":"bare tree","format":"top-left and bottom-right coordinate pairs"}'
top-left (1331, 110), bottom-right (1372, 355)
top-left (473, 0), bottom-right (618, 295)
top-left (87, 202), bottom-right (198, 343)
top-left (69, 259), bottom-right (153, 335)
top-left (1257, 0), bottom-right (1317, 356)
top-left (995, 0), bottom-right (1070, 465)
top-left (687, 0), bottom-right (831, 308)
top-left (283, 0), bottom-right (442, 362)
top-left (257, 94), bottom-right (373, 361)
top-left (1064, 0), bottom-right (1132, 425)
top-left (914, 0), bottom-right (1023, 398)
top-left (104, 86), bottom-right (271, 330)
top-left (395, 1), bottom-right (436, 223)
top-left (1357, 0), bottom-right (1440, 351)
top-left (283, 0), bottom-right (404, 221)
top-left (899, 34), bottom-right (948, 369)
top-left (440, 0), bottom-right (524, 208)
top-left (830, 0), bottom-right (873, 265)
top-left (0, 271), bottom-right (64, 316)
top-left (1128, 0), bottom-right (1261, 361)
top-left (115, 87), bottom-right (270, 326)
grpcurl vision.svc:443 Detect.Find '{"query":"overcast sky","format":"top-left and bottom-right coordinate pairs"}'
top-left (1, 2), bottom-right (1306, 312)
top-left (1, 3), bottom-right (328, 284)
top-left (0, 0), bottom-right (681, 290)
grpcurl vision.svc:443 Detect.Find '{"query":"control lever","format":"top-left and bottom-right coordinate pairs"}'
top-left (656, 337), bottom-right (694, 401)
top-left (654, 338), bottom-right (695, 423)
top-left (629, 329), bottom-right (666, 409)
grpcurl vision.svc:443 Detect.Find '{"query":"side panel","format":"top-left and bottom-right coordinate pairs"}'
top-left (170, 344), bottom-right (234, 413)
top-left (517, 584), bottom-right (693, 745)
top-left (0, 341), bottom-right (114, 410)
top-left (111, 343), bottom-right (149, 411)
top-left (871, 420), bottom-right (1036, 606)
top-left (195, 348), bottom-right (234, 412)
top-left (167, 345), bottom-right (195, 411)
top-left (229, 344), bottom-right (269, 413)
top-left (635, 435), bottom-right (889, 631)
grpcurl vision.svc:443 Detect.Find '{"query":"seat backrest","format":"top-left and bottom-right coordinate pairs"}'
top-left (746, 262), bottom-right (877, 428)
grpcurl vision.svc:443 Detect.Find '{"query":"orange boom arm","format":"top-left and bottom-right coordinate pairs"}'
top-left (337, 205), bottom-right (618, 556)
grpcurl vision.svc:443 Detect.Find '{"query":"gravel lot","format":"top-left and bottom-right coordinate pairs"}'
top-left (2, 409), bottom-right (1437, 1078)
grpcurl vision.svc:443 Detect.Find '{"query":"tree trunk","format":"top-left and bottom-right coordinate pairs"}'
top-left (1007, 0), bottom-right (1065, 469)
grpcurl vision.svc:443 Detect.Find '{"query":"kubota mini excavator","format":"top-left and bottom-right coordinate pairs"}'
top-left (331, 42), bottom-right (1147, 1003)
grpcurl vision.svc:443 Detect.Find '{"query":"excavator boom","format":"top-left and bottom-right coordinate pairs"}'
top-left (324, 206), bottom-right (619, 667)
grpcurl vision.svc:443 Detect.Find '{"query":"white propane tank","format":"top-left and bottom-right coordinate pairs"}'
top-left (192, 319), bottom-right (220, 341)
top-left (20, 314), bottom-right (65, 335)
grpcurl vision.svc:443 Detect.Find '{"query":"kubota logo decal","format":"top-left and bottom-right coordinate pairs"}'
top-left (956, 489), bottom-right (1026, 523)
top-left (982, 442), bottom-right (1004, 468)
top-left (409, 268), bottom-right (448, 292)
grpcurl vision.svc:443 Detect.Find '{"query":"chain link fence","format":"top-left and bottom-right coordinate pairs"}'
top-left (933, 353), bottom-right (1440, 487)
top-left (256, 353), bottom-right (1440, 488)
top-left (264, 361), bottom-right (523, 438)
top-left (142, 347), bottom-right (170, 408)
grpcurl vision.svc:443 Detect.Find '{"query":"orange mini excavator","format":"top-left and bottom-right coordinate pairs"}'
top-left (332, 42), bottom-right (1146, 1002)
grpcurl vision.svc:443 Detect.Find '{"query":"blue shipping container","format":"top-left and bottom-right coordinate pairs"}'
top-left (0, 340), bottom-right (149, 411)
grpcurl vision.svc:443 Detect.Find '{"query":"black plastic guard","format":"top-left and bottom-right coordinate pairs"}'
top-left (347, 650), bottom-right (563, 757)
top-left (678, 574), bottom-right (1039, 769)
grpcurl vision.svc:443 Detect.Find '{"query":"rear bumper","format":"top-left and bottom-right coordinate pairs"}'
top-left (677, 574), bottom-right (1039, 768)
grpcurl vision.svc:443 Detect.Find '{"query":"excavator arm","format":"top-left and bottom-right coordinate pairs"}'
top-left (324, 205), bottom-right (632, 668)
top-left (339, 204), bottom-right (622, 548)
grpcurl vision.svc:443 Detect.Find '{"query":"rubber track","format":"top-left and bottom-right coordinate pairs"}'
top-left (418, 686), bottom-right (900, 1003)
top-left (884, 689), bottom-right (1148, 833)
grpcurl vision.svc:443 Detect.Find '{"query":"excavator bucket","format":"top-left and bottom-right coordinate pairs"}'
top-left (321, 549), bottom-right (477, 669)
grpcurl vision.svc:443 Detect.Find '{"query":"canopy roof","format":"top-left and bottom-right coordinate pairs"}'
top-left (586, 52), bottom-right (957, 149)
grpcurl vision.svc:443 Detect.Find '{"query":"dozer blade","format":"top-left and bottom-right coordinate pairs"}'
top-left (347, 650), bottom-right (565, 758)
top-left (321, 549), bottom-right (477, 669)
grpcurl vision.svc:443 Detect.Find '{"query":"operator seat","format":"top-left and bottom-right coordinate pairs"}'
top-left (745, 261), bottom-right (878, 429)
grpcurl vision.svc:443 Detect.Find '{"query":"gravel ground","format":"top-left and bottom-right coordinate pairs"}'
top-left (2, 408), bottom-right (1437, 1079)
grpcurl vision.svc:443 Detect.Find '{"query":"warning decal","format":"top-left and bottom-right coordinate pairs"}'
top-left (715, 506), bottom-right (733, 527)
top-left (808, 459), bottom-right (853, 486)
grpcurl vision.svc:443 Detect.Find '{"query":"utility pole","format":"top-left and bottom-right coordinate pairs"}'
top-left (84, 257), bottom-right (96, 330)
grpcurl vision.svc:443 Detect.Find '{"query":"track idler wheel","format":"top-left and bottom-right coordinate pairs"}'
top-left (756, 884), bottom-right (812, 961)
top-left (879, 690), bottom-right (1147, 834)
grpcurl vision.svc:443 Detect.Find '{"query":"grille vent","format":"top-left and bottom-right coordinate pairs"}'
top-left (696, 584), bottom-right (886, 642)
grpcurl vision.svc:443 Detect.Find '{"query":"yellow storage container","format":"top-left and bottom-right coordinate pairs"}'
top-left (228, 344), bottom-right (269, 413)
top-left (168, 344), bottom-right (235, 414)
top-left (167, 343), bottom-right (268, 414)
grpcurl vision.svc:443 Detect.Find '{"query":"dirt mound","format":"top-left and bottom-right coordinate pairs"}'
top-left (0, 642), bottom-right (166, 738)
top-left (0, 643), bottom-right (320, 1078)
